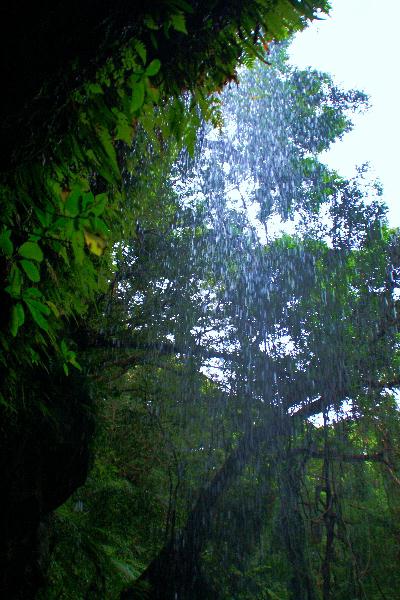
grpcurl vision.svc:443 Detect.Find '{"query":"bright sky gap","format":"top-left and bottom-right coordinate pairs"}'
top-left (288, 0), bottom-right (400, 226)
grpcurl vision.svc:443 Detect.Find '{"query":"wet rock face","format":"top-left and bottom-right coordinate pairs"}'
top-left (0, 369), bottom-right (94, 599)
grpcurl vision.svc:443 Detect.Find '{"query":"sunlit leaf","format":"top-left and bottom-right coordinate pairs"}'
top-left (84, 230), bottom-right (107, 256)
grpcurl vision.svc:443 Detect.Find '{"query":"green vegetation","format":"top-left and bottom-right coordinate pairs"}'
top-left (2, 2), bottom-right (400, 600)
top-left (0, 0), bottom-right (328, 394)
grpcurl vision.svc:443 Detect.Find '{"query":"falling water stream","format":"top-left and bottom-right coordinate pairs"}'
top-left (116, 44), bottom-right (398, 600)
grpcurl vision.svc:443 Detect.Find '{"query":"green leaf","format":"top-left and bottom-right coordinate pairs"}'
top-left (60, 339), bottom-right (69, 356)
top-left (51, 216), bottom-right (70, 233)
top-left (10, 306), bottom-right (19, 337)
top-left (145, 59), bottom-right (161, 77)
top-left (10, 305), bottom-right (20, 337)
top-left (0, 229), bottom-right (13, 257)
top-left (69, 356), bottom-right (82, 371)
top-left (18, 241), bottom-right (44, 262)
top-left (46, 301), bottom-right (60, 318)
top-left (82, 191), bottom-right (95, 210)
top-left (86, 82), bottom-right (103, 95)
top-left (34, 206), bottom-right (52, 228)
top-left (144, 15), bottom-right (159, 30)
top-left (146, 83), bottom-right (160, 104)
top-left (116, 114), bottom-right (134, 144)
top-left (84, 230), bottom-right (107, 256)
top-left (9, 302), bottom-right (25, 337)
top-left (25, 300), bottom-right (49, 331)
top-left (16, 302), bottom-right (25, 326)
top-left (170, 13), bottom-right (187, 34)
top-left (91, 217), bottom-right (109, 237)
top-left (71, 230), bottom-right (85, 264)
top-left (131, 80), bottom-right (145, 112)
top-left (97, 126), bottom-right (120, 182)
top-left (133, 40), bottom-right (147, 65)
top-left (23, 287), bottom-right (43, 300)
top-left (5, 265), bottom-right (22, 297)
top-left (20, 259), bottom-right (40, 282)
top-left (150, 32), bottom-right (158, 50)
top-left (59, 245), bottom-right (69, 265)
top-left (90, 192), bottom-right (108, 217)
top-left (25, 298), bottom-right (51, 316)
top-left (169, 0), bottom-right (193, 12)
top-left (60, 341), bottom-right (81, 371)
top-left (64, 188), bottom-right (82, 217)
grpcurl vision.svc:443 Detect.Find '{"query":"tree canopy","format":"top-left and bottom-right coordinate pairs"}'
top-left (35, 44), bottom-right (400, 600)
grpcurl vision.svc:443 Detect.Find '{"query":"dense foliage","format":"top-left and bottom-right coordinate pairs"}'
top-left (3, 2), bottom-right (400, 600)
top-left (0, 0), bottom-right (329, 401)
top-left (36, 47), bottom-right (400, 600)
top-left (1, 2), bottom-right (334, 597)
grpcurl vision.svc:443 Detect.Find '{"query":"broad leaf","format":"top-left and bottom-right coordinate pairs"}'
top-left (10, 303), bottom-right (24, 337)
top-left (145, 59), bottom-right (161, 77)
top-left (84, 230), bottom-right (107, 256)
top-left (64, 188), bottom-right (82, 217)
top-left (0, 229), bottom-right (13, 257)
top-left (170, 13), bottom-right (187, 34)
top-left (18, 241), bottom-right (43, 262)
top-left (25, 300), bottom-right (49, 331)
top-left (131, 81), bottom-right (145, 112)
top-left (20, 259), bottom-right (40, 282)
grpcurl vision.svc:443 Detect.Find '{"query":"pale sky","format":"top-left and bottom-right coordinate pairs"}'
top-left (288, 0), bottom-right (400, 226)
